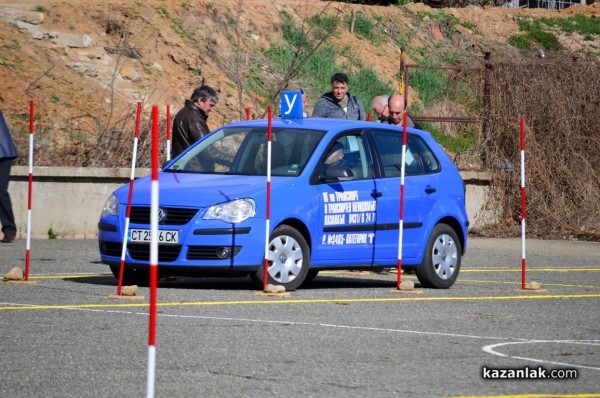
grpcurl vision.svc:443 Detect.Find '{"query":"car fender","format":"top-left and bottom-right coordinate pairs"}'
top-left (252, 177), bottom-right (320, 248)
top-left (413, 196), bottom-right (468, 263)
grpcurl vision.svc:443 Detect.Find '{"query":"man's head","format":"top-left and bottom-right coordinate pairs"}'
top-left (301, 89), bottom-right (307, 109)
top-left (293, 88), bottom-right (307, 110)
top-left (388, 95), bottom-right (406, 126)
top-left (371, 95), bottom-right (389, 121)
top-left (191, 85), bottom-right (219, 114)
top-left (330, 73), bottom-right (349, 102)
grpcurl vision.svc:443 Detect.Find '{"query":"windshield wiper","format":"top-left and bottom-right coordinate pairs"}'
top-left (163, 168), bottom-right (198, 173)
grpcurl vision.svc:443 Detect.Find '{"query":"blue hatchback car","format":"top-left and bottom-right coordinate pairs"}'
top-left (98, 118), bottom-right (468, 290)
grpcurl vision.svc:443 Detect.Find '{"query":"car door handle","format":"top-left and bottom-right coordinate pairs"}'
top-left (425, 186), bottom-right (436, 194)
top-left (371, 190), bottom-right (383, 198)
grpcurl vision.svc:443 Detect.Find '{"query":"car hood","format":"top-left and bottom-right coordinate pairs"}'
top-left (118, 172), bottom-right (274, 207)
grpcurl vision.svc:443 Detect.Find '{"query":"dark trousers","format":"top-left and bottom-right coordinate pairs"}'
top-left (0, 157), bottom-right (16, 236)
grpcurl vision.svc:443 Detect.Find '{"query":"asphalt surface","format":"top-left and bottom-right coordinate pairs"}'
top-left (1, 237), bottom-right (599, 398)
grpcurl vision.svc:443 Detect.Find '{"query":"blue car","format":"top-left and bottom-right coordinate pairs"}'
top-left (98, 118), bottom-right (468, 290)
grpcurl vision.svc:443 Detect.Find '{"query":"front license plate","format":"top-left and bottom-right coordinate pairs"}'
top-left (129, 229), bottom-right (180, 245)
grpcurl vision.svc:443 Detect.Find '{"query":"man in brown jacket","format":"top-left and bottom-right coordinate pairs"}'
top-left (172, 85), bottom-right (219, 158)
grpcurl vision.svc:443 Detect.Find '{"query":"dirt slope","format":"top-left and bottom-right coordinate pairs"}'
top-left (0, 0), bottom-right (599, 165)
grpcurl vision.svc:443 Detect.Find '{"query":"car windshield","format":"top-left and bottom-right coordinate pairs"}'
top-left (165, 127), bottom-right (326, 176)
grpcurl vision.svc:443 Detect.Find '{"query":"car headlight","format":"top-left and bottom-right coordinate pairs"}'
top-left (204, 198), bottom-right (256, 223)
top-left (101, 194), bottom-right (120, 218)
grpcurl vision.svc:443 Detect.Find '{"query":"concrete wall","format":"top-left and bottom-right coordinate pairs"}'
top-left (7, 167), bottom-right (492, 239)
top-left (461, 171), bottom-right (495, 229)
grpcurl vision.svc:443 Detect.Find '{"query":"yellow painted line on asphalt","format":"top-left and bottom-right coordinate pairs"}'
top-left (25, 273), bottom-right (112, 280)
top-left (450, 394), bottom-right (600, 398)
top-left (1, 293), bottom-right (600, 312)
top-left (17, 268), bottom-right (599, 281)
top-left (461, 268), bottom-right (600, 272)
top-left (321, 268), bottom-right (600, 274)
top-left (459, 279), bottom-right (600, 290)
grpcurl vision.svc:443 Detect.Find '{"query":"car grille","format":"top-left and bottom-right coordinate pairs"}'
top-left (187, 245), bottom-right (241, 260)
top-left (100, 241), bottom-right (181, 262)
top-left (127, 243), bottom-right (181, 261)
top-left (129, 207), bottom-right (198, 225)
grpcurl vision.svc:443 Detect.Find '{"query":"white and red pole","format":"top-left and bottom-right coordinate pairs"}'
top-left (165, 104), bottom-right (172, 162)
top-left (396, 112), bottom-right (408, 289)
top-left (116, 101), bottom-right (142, 295)
top-left (24, 100), bottom-right (35, 281)
top-left (262, 106), bottom-right (273, 290)
top-left (146, 106), bottom-right (160, 398)
top-left (520, 116), bottom-right (527, 289)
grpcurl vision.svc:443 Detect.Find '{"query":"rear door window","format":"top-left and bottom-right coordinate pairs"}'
top-left (370, 129), bottom-right (440, 177)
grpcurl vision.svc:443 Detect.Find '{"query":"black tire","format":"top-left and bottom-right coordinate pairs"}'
top-left (252, 225), bottom-right (310, 291)
top-left (415, 223), bottom-right (461, 289)
top-left (109, 265), bottom-right (149, 286)
top-left (303, 269), bottom-right (320, 285)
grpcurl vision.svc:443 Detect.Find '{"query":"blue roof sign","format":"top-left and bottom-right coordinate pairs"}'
top-left (280, 91), bottom-right (304, 119)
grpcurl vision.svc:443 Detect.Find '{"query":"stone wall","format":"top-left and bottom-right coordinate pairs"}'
top-left (7, 167), bottom-right (492, 239)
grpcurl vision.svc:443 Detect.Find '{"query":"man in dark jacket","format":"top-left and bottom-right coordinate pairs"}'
top-left (172, 85), bottom-right (219, 158)
top-left (312, 73), bottom-right (366, 120)
top-left (0, 110), bottom-right (18, 243)
top-left (387, 94), bottom-right (421, 129)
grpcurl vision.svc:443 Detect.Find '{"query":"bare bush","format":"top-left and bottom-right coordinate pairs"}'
top-left (482, 53), bottom-right (600, 240)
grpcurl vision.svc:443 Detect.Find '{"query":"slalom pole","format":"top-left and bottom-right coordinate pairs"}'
top-left (367, 112), bottom-right (372, 121)
top-left (396, 112), bottom-right (408, 289)
top-left (165, 104), bottom-right (172, 162)
top-left (520, 116), bottom-right (526, 289)
top-left (116, 101), bottom-right (142, 295)
top-left (146, 105), bottom-right (160, 398)
top-left (398, 47), bottom-right (405, 96)
top-left (262, 106), bottom-right (273, 290)
top-left (24, 100), bottom-right (35, 281)
top-left (246, 107), bottom-right (251, 120)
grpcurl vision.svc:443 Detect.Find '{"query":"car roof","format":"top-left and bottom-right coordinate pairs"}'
top-left (222, 117), bottom-right (409, 133)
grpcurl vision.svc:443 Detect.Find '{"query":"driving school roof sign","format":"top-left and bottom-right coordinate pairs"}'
top-left (280, 91), bottom-right (304, 119)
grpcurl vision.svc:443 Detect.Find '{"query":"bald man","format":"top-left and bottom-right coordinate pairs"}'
top-left (370, 95), bottom-right (389, 122)
top-left (387, 95), bottom-right (416, 128)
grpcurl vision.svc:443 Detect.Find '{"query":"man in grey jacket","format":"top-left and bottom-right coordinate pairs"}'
top-left (312, 73), bottom-right (366, 120)
top-left (0, 110), bottom-right (18, 243)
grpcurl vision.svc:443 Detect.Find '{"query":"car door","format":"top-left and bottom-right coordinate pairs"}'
top-left (369, 128), bottom-right (440, 262)
top-left (313, 132), bottom-right (382, 266)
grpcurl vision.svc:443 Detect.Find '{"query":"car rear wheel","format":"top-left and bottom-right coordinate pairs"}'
top-left (415, 223), bottom-right (461, 289)
top-left (252, 225), bottom-right (310, 291)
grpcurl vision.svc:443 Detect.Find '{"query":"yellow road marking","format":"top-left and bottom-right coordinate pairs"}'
top-left (450, 394), bottom-right (600, 398)
top-left (320, 268), bottom-right (600, 274)
top-left (461, 268), bottom-right (600, 272)
top-left (25, 273), bottom-right (112, 280)
top-left (1, 293), bottom-right (599, 311)
top-left (459, 279), bottom-right (600, 289)
top-left (18, 267), bottom-right (599, 281)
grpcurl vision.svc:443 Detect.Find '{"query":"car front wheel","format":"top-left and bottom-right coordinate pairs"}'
top-left (415, 223), bottom-right (461, 289)
top-left (252, 225), bottom-right (310, 291)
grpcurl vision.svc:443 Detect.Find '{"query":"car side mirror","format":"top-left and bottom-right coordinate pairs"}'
top-left (320, 165), bottom-right (355, 181)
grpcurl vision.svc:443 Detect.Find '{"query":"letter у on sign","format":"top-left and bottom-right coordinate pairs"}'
top-left (280, 91), bottom-right (304, 119)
